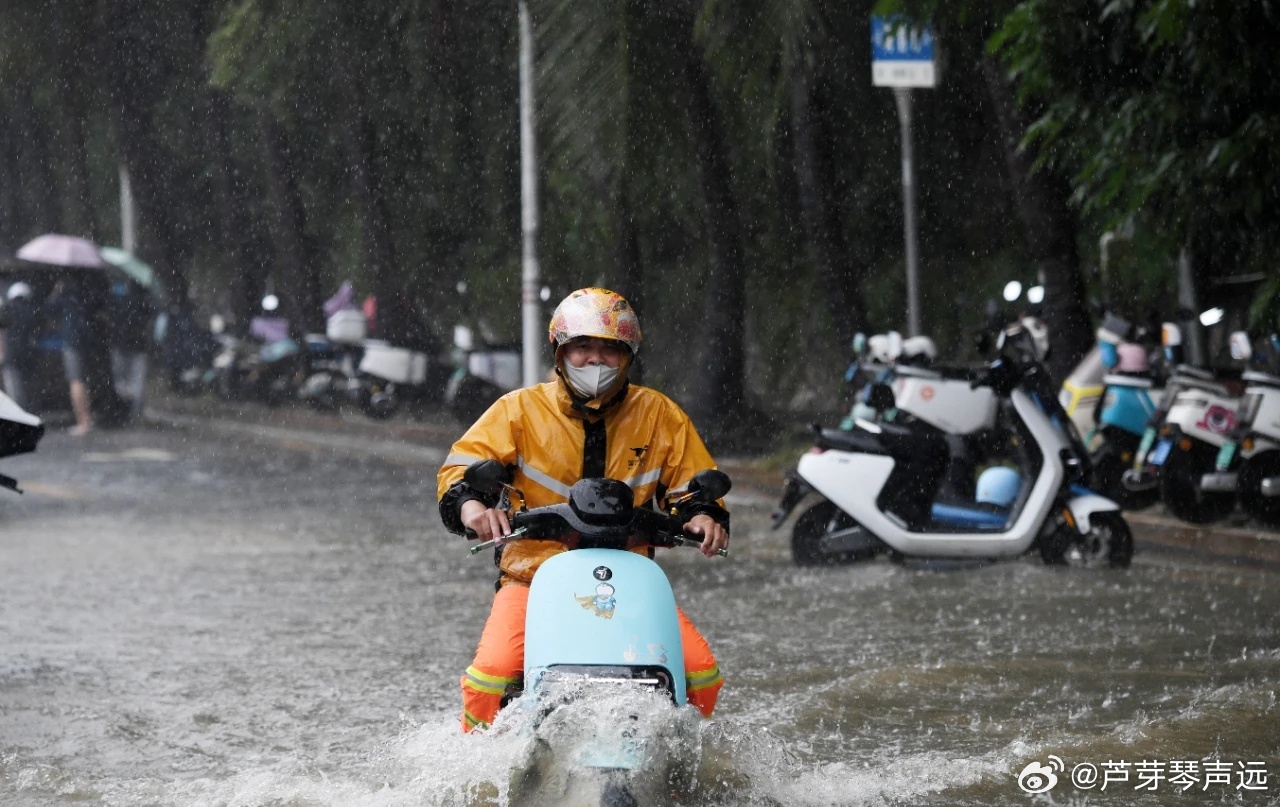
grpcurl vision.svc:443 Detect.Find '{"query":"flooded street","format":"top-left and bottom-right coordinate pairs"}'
top-left (2, 420), bottom-right (1278, 806)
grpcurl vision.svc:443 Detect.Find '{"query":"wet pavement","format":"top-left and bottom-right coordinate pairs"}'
top-left (1, 401), bottom-right (1278, 806)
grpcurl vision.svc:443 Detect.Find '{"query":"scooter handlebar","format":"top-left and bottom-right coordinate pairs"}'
top-left (466, 508), bottom-right (729, 557)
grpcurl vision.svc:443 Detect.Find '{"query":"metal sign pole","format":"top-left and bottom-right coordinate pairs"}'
top-left (519, 1), bottom-right (542, 387)
top-left (894, 87), bottom-right (921, 337)
top-left (871, 15), bottom-right (935, 338)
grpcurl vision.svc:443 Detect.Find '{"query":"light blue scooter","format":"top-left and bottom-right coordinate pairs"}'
top-left (462, 461), bottom-right (730, 807)
top-left (1090, 319), bottom-right (1161, 509)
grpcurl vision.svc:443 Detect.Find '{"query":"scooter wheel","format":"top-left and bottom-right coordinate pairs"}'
top-left (1239, 450), bottom-right (1280, 526)
top-left (791, 501), bottom-right (875, 566)
top-left (1040, 512), bottom-right (1133, 568)
top-left (1092, 512), bottom-right (1134, 569)
top-left (361, 386), bottom-right (400, 420)
top-left (1159, 441), bottom-right (1236, 524)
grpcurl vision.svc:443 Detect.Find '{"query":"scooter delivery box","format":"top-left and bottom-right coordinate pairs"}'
top-left (359, 340), bottom-right (428, 385)
top-left (326, 310), bottom-right (368, 345)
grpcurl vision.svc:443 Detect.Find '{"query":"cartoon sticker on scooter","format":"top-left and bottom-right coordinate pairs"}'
top-left (577, 582), bottom-right (617, 618)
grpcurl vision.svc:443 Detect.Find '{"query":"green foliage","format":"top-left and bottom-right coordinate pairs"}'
top-left (11, 0), bottom-right (1274, 417)
top-left (992, 0), bottom-right (1280, 326)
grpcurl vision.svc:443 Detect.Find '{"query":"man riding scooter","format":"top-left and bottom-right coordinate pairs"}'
top-left (436, 287), bottom-right (729, 732)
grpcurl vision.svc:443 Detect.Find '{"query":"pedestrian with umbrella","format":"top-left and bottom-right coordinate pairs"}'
top-left (47, 276), bottom-right (95, 435)
top-left (107, 277), bottom-right (156, 421)
top-left (15, 234), bottom-right (133, 430)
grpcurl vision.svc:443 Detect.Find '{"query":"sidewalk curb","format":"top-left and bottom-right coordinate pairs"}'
top-left (1125, 510), bottom-right (1280, 567)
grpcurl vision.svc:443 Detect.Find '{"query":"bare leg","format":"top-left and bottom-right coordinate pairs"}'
top-left (70, 380), bottom-right (94, 435)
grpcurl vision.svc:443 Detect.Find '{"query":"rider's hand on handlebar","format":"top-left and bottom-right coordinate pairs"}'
top-left (684, 514), bottom-right (728, 558)
top-left (461, 499), bottom-right (511, 541)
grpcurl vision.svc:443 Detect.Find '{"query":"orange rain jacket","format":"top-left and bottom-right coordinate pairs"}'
top-left (439, 376), bottom-right (728, 730)
top-left (437, 378), bottom-right (728, 586)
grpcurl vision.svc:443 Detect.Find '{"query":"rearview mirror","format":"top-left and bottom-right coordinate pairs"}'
top-left (463, 460), bottom-right (512, 495)
top-left (688, 469), bottom-right (731, 502)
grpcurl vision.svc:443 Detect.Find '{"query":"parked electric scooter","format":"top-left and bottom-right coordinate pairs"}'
top-left (297, 309), bottom-right (367, 412)
top-left (773, 318), bottom-right (1133, 568)
top-left (1122, 324), bottom-right (1246, 523)
top-left (460, 460), bottom-right (730, 806)
top-left (212, 314), bottom-right (307, 407)
top-left (444, 325), bottom-right (521, 424)
top-left (839, 331), bottom-right (1002, 501)
top-left (1199, 332), bottom-right (1280, 525)
top-left (0, 390), bottom-right (44, 495)
top-left (1086, 313), bottom-right (1162, 509)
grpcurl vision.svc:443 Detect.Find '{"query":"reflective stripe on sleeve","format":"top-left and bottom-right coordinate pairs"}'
top-left (463, 666), bottom-right (520, 696)
top-left (686, 665), bottom-right (723, 692)
top-left (517, 456), bottom-right (573, 498)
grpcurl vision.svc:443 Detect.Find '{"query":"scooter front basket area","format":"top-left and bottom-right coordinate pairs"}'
top-left (524, 548), bottom-right (687, 707)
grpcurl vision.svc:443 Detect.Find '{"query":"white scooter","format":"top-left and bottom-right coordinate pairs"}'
top-left (1122, 324), bottom-right (1250, 523)
top-left (773, 320), bottom-right (1133, 568)
top-left (0, 390), bottom-right (45, 494)
top-left (1199, 332), bottom-right (1280, 525)
top-left (842, 331), bottom-right (1002, 501)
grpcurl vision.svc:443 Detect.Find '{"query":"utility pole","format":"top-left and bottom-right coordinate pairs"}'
top-left (893, 88), bottom-right (920, 337)
top-left (119, 164), bottom-right (136, 253)
top-left (519, 1), bottom-right (542, 387)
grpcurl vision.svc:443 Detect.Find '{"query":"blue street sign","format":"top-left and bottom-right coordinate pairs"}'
top-left (871, 15), bottom-right (937, 88)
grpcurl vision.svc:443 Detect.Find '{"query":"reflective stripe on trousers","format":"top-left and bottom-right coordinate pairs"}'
top-left (461, 583), bottom-right (723, 731)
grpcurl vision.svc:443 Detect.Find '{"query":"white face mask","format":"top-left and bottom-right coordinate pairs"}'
top-left (563, 362), bottom-right (620, 399)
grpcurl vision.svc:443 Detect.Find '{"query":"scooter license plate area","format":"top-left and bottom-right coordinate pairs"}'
top-left (1148, 438), bottom-right (1174, 467)
top-left (1215, 440), bottom-right (1238, 469)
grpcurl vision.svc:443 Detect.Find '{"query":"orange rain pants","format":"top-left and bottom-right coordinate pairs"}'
top-left (461, 584), bottom-right (723, 732)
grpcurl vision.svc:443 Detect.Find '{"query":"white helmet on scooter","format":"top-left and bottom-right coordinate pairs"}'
top-left (899, 336), bottom-right (937, 366)
top-left (867, 331), bottom-right (903, 365)
top-left (976, 466), bottom-right (1021, 509)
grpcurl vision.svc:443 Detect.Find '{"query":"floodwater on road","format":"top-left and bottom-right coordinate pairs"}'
top-left (2, 420), bottom-right (1277, 806)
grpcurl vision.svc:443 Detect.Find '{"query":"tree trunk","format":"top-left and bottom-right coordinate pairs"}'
top-left (330, 8), bottom-right (417, 348)
top-left (788, 50), bottom-right (867, 346)
top-left (679, 40), bottom-right (748, 428)
top-left (257, 110), bottom-right (324, 335)
top-left (50, 8), bottom-right (99, 243)
top-left (612, 169), bottom-right (645, 383)
top-left (206, 89), bottom-right (269, 335)
top-left (0, 106), bottom-right (22, 253)
top-left (4, 88), bottom-right (63, 241)
top-left (95, 0), bottom-right (192, 302)
top-left (980, 57), bottom-right (1092, 384)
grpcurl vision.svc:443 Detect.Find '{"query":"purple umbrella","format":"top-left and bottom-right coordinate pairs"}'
top-left (16, 234), bottom-right (105, 268)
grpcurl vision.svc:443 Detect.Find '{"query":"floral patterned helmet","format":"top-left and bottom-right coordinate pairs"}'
top-left (548, 288), bottom-right (642, 355)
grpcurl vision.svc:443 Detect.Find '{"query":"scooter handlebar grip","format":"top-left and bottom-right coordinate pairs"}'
top-left (679, 532), bottom-right (728, 557)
